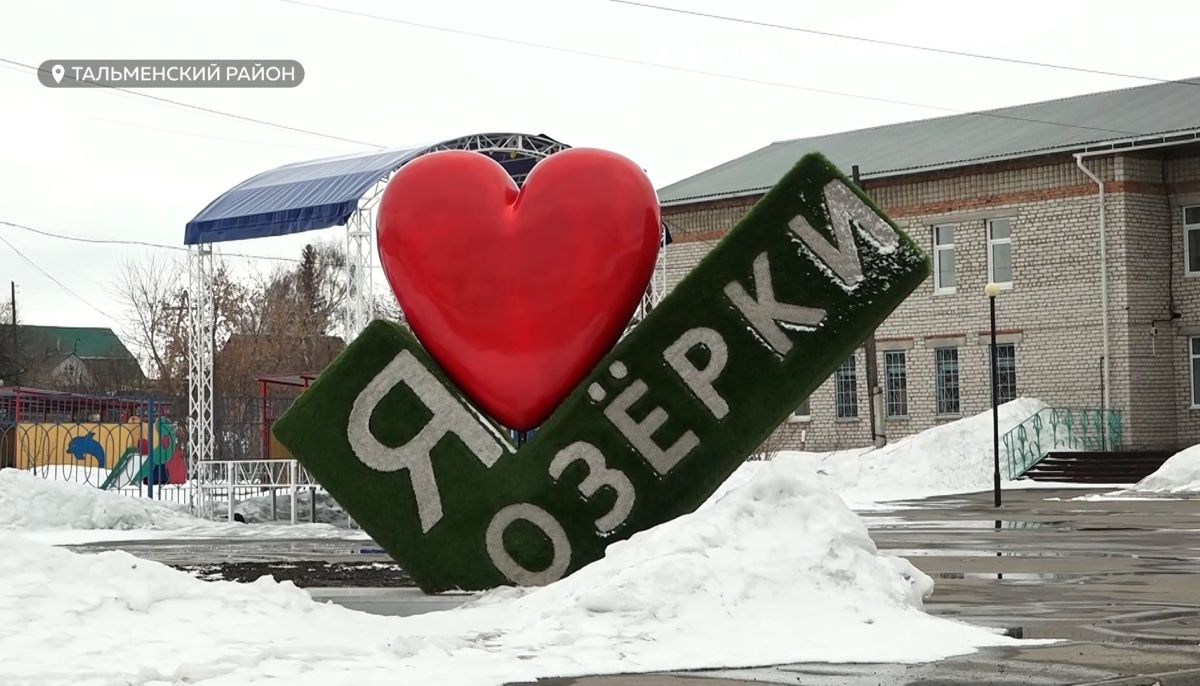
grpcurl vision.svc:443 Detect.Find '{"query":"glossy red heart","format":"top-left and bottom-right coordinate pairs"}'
top-left (376, 148), bottom-right (661, 430)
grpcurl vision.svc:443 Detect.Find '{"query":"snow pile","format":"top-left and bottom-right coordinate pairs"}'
top-left (0, 459), bottom-right (1017, 684)
top-left (0, 468), bottom-right (192, 530)
top-left (234, 489), bottom-right (352, 526)
top-left (1131, 444), bottom-right (1200, 493)
top-left (785, 398), bottom-right (1047, 506)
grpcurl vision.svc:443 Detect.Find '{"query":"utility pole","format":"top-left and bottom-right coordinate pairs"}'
top-left (852, 166), bottom-right (885, 449)
top-left (9, 281), bottom-right (18, 386)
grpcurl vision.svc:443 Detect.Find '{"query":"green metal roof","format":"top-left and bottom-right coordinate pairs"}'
top-left (21, 325), bottom-right (136, 360)
top-left (658, 78), bottom-right (1200, 205)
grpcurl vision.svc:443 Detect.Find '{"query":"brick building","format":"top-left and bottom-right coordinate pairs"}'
top-left (657, 78), bottom-right (1200, 452)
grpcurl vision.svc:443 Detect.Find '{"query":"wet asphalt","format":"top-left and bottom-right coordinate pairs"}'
top-left (68, 487), bottom-right (1200, 685)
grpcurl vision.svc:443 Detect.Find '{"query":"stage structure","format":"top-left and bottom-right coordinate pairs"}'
top-left (181, 133), bottom-right (669, 514)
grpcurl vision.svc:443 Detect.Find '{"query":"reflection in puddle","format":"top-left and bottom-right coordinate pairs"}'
top-left (886, 548), bottom-right (1070, 557)
top-left (866, 519), bottom-right (1060, 529)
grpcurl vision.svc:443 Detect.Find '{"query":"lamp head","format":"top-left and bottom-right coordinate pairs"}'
top-left (984, 282), bottom-right (1002, 298)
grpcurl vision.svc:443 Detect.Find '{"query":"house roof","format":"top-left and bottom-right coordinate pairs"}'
top-left (21, 326), bottom-right (137, 360)
top-left (657, 78), bottom-right (1200, 206)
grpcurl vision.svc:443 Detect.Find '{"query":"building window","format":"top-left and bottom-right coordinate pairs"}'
top-left (988, 218), bottom-right (1013, 286)
top-left (933, 225), bottom-right (955, 292)
top-left (835, 355), bottom-right (858, 419)
top-left (1185, 206), bottom-right (1200, 276)
top-left (790, 397), bottom-right (811, 421)
top-left (994, 343), bottom-right (1016, 404)
top-left (934, 347), bottom-right (960, 415)
top-left (1191, 337), bottom-right (1200, 407)
top-left (884, 350), bottom-right (907, 417)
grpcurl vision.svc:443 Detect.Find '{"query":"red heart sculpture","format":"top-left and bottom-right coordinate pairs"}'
top-left (376, 148), bottom-right (661, 430)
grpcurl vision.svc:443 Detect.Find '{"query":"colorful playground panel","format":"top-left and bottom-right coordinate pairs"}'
top-left (8, 419), bottom-right (185, 487)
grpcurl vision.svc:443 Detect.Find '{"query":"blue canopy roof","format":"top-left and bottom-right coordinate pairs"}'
top-left (184, 134), bottom-right (566, 245)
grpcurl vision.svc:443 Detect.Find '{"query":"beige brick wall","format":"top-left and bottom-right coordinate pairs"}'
top-left (1165, 155), bottom-right (1200, 445)
top-left (660, 150), bottom-right (1200, 453)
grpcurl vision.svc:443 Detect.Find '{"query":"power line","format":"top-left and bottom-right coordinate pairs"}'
top-left (1, 219), bottom-right (389, 271)
top-left (278, 0), bottom-right (1144, 137)
top-left (0, 233), bottom-right (114, 322)
top-left (0, 57), bottom-right (385, 149)
top-left (83, 115), bottom-right (351, 154)
top-left (608, 0), bottom-right (1200, 87)
top-left (0, 220), bottom-right (301, 264)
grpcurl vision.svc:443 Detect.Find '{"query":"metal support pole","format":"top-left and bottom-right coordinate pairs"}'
top-left (146, 396), bottom-right (155, 499)
top-left (289, 460), bottom-right (298, 525)
top-left (1099, 355), bottom-right (1107, 451)
top-left (852, 165), bottom-right (885, 448)
top-left (989, 293), bottom-right (1001, 507)
top-left (9, 281), bottom-right (17, 386)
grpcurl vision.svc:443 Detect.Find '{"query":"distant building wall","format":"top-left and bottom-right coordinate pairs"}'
top-left (662, 149), bottom-right (1200, 452)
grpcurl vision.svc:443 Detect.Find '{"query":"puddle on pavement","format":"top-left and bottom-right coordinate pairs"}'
top-left (69, 539), bottom-right (391, 564)
top-left (886, 548), bottom-right (1074, 557)
top-left (933, 570), bottom-right (1194, 582)
top-left (867, 519), bottom-right (1060, 529)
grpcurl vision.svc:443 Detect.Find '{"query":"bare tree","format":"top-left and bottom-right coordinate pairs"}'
top-left (748, 429), bottom-right (788, 462)
top-left (115, 253), bottom-right (184, 389)
top-left (373, 290), bottom-right (405, 326)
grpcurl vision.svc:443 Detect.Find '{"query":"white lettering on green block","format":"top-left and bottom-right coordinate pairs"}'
top-left (788, 180), bottom-right (901, 289)
top-left (548, 441), bottom-right (635, 534)
top-left (347, 350), bottom-right (503, 534)
top-left (604, 378), bottom-right (699, 476)
top-left (724, 253), bottom-right (826, 357)
top-left (485, 503), bottom-right (572, 586)
top-left (663, 327), bottom-right (730, 420)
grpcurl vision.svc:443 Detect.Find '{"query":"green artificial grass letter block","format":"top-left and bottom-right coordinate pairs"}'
top-left (273, 152), bottom-right (931, 593)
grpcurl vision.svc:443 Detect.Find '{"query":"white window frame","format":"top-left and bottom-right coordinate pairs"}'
top-left (834, 356), bottom-right (859, 420)
top-left (1190, 337), bottom-right (1200, 408)
top-left (987, 218), bottom-right (1014, 288)
top-left (883, 350), bottom-right (907, 418)
top-left (993, 342), bottom-right (1017, 405)
top-left (789, 397), bottom-right (812, 422)
top-left (934, 346), bottom-right (961, 416)
top-left (1184, 206), bottom-right (1200, 277)
top-left (933, 225), bottom-right (956, 294)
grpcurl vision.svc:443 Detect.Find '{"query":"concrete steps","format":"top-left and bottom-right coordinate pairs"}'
top-left (1022, 450), bottom-right (1174, 483)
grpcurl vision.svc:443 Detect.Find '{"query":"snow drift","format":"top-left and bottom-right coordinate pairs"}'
top-left (0, 457), bottom-right (1017, 684)
top-left (1131, 444), bottom-right (1200, 493)
top-left (0, 468), bottom-right (192, 530)
top-left (777, 397), bottom-right (1047, 506)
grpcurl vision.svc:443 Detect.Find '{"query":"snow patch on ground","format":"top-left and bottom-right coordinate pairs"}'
top-left (0, 468), bottom-right (192, 530)
top-left (0, 458), bottom-right (1018, 684)
top-left (1131, 444), bottom-right (1200, 493)
top-left (234, 488), bottom-right (354, 527)
top-left (0, 469), bottom-right (370, 542)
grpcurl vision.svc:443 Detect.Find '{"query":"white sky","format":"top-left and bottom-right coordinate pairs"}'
top-left (1, 0), bottom-right (1197, 333)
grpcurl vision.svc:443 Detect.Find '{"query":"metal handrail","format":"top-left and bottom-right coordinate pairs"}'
top-left (1002, 407), bottom-right (1123, 479)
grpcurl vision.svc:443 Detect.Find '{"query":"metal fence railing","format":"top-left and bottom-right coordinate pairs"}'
top-left (1003, 407), bottom-right (1124, 479)
top-left (1, 391), bottom-right (356, 527)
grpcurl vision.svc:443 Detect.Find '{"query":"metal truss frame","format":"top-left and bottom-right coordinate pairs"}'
top-left (186, 244), bottom-right (216, 514)
top-left (624, 227), bottom-right (669, 334)
top-left (340, 133), bottom-right (572, 340)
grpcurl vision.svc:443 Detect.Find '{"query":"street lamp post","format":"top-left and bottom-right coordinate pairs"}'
top-left (985, 282), bottom-right (1002, 508)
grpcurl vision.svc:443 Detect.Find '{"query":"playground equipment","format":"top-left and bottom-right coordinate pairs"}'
top-left (1, 387), bottom-right (183, 493)
top-left (100, 416), bottom-right (186, 490)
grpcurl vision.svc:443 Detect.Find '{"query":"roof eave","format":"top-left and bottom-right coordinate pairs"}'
top-left (659, 128), bottom-right (1200, 208)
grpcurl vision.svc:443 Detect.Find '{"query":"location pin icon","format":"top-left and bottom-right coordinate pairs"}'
top-left (51, 64), bottom-right (65, 84)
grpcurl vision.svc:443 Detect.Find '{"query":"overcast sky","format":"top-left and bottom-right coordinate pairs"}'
top-left (2, 0), bottom-right (1198, 336)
